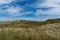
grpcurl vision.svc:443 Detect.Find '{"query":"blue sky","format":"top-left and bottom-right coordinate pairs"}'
top-left (0, 0), bottom-right (60, 21)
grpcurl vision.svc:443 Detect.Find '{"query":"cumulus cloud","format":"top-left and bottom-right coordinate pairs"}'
top-left (5, 6), bottom-right (33, 17)
top-left (6, 6), bottom-right (22, 16)
top-left (0, 0), bottom-right (14, 4)
top-left (0, 0), bottom-right (60, 21)
top-left (35, 0), bottom-right (60, 16)
top-left (16, 0), bottom-right (29, 1)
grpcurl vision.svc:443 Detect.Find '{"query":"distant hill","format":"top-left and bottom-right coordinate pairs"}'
top-left (45, 18), bottom-right (60, 23)
top-left (0, 19), bottom-right (60, 28)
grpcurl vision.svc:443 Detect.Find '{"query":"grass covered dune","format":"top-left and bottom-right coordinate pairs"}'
top-left (0, 23), bottom-right (60, 40)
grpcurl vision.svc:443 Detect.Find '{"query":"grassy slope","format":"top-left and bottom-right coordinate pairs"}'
top-left (0, 18), bottom-right (60, 28)
top-left (0, 23), bottom-right (60, 40)
top-left (0, 19), bottom-right (60, 40)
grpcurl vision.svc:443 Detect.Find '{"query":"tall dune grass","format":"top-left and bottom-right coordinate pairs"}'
top-left (0, 23), bottom-right (60, 40)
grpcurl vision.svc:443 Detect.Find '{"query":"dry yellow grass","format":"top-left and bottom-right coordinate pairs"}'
top-left (0, 23), bottom-right (60, 40)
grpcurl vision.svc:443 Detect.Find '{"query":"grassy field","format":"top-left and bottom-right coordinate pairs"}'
top-left (0, 19), bottom-right (60, 40)
top-left (0, 23), bottom-right (60, 40)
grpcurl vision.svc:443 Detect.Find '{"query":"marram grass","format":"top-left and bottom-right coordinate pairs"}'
top-left (0, 23), bottom-right (60, 40)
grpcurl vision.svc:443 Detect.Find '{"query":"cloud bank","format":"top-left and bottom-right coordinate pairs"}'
top-left (0, 0), bottom-right (60, 21)
top-left (35, 0), bottom-right (60, 15)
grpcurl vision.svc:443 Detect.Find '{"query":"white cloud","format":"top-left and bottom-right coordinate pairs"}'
top-left (35, 0), bottom-right (60, 16)
top-left (6, 6), bottom-right (23, 16)
top-left (6, 6), bottom-right (33, 16)
top-left (0, 0), bottom-right (14, 4)
top-left (7, 6), bottom-right (20, 13)
top-left (18, 0), bottom-right (29, 1)
top-left (0, 0), bottom-right (29, 5)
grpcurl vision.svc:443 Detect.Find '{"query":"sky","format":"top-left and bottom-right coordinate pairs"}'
top-left (0, 0), bottom-right (60, 21)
